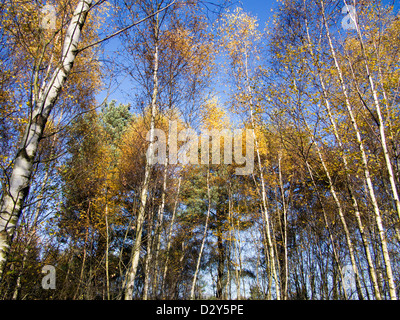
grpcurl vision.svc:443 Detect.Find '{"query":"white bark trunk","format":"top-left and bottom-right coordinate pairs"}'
top-left (345, 0), bottom-right (400, 224)
top-left (12, 149), bottom-right (54, 300)
top-left (190, 169), bottom-right (211, 300)
top-left (143, 206), bottom-right (155, 300)
top-left (124, 12), bottom-right (160, 300)
top-left (277, 153), bottom-right (288, 300)
top-left (161, 176), bottom-right (181, 297)
top-left (0, 0), bottom-right (93, 281)
top-left (150, 160), bottom-right (168, 297)
top-left (302, 8), bottom-right (381, 298)
top-left (243, 43), bottom-right (281, 300)
top-left (307, 126), bottom-right (364, 299)
top-left (320, 0), bottom-right (397, 300)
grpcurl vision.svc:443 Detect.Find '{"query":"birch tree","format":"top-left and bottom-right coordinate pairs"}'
top-left (219, 8), bottom-right (281, 299)
top-left (0, 0), bottom-right (95, 281)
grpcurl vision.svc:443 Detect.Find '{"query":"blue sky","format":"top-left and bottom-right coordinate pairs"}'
top-left (238, 0), bottom-right (277, 26)
top-left (95, 0), bottom-right (279, 107)
top-left (95, 0), bottom-right (400, 108)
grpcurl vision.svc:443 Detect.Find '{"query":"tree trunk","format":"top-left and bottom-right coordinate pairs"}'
top-left (143, 205), bottom-right (155, 300)
top-left (302, 9), bottom-right (381, 298)
top-left (304, 160), bottom-right (348, 300)
top-left (12, 141), bottom-right (56, 300)
top-left (123, 10), bottom-right (160, 300)
top-left (190, 169), bottom-right (211, 300)
top-left (299, 107), bottom-right (364, 299)
top-left (150, 160), bottom-right (168, 297)
top-left (229, 190), bottom-right (241, 299)
top-left (0, 0), bottom-right (93, 281)
top-left (244, 45), bottom-right (281, 300)
top-left (350, 9), bottom-right (400, 224)
top-left (74, 202), bottom-right (91, 300)
top-left (161, 176), bottom-right (181, 298)
top-left (105, 201), bottom-right (110, 300)
top-left (277, 153), bottom-right (288, 300)
top-left (216, 219), bottom-right (225, 299)
top-left (320, 0), bottom-right (397, 300)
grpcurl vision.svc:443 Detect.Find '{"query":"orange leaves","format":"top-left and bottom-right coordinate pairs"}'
top-left (218, 7), bottom-right (261, 54)
top-left (199, 97), bottom-right (230, 131)
top-left (162, 13), bottom-right (215, 81)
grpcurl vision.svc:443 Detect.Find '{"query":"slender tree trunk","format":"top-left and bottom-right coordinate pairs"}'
top-left (0, 0), bottom-right (93, 282)
top-left (348, 0), bottom-right (400, 224)
top-left (190, 169), bottom-right (211, 300)
top-left (172, 240), bottom-right (186, 299)
top-left (304, 160), bottom-right (348, 300)
top-left (124, 11), bottom-right (160, 300)
top-left (60, 249), bottom-right (75, 299)
top-left (320, 0), bottom-right (397, 300)
top-left (143, 206), bottom-right (155, 300)
top-left (243, 46), bottom-right (281, 300)
top-left (151, 160), bottom-right (168, 297)
top-left (302, 3), bottom-right (381, 299)
top-left (319, 78), bottom-right (381, 299)
top-left (227, 185), bottom-right (235, 299)
top-left (371, 223), bottom-right (385, 298)
top-left (225, 245), bottom-right (231, 299)
top-left (74, 202), bottom-right (91, 300)
top-left (277, 153), bottom-right (288, 300)
top-left (229, 193), bottom-right (241, 300)
top-left (303, 19), bottom-right (381, 298)
top-left (161, 176), bottom-right (181, 298)
top-left (12, 145), bottom-right (55, 300)
top-left (237, 220), bottom-right (245, 299)
top-left (260, 209), bottom-right (272, 300)
top-left (105, 202), bottom-right (110, 300)
top-left (216, 219), bottom-right (225, 299)
top-left (299, 106), bottom-right (363, 299)
top-left (234, 233), bottom-right (241, 300)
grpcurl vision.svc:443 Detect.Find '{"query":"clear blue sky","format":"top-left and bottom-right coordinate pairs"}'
top-left (238, 0), bottom-right (277, 26)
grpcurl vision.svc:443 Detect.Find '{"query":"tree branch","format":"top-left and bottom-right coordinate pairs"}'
top-left (76, 0), bottom-right (176, 53)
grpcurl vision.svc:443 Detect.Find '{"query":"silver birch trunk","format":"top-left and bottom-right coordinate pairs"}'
top-left (277, 153), bottom-right (288, 300)
top-left (317, 75), bottom-right (381, 300)
top-left (229, 192), bottom-right (241, 299)
top-left (346, 0), bottom-right (400, 224)
top-left (105, 202), bottom-right (110, 300)
top-left (320, 0), bottom-right (397, 300)
top-left (304, 160), bottom-right (348, 299)
top-left (161, 176), bottom-right (181, 297)
top-left (295, 75), bottom-right (364, 298)
top-left (243, 43), bottom-right (281, 300)
top-left (124, 14), bottom-right (160, 299)
top-left (150, 160), bottom-right (168, 297)
top-left (190, 169), bottom-right (211, 300)
top-left (227, 190), bottom-right (233, 299)
top-left (302, 9), bottom-right (381, 298)
top-left (12, 134), bottom-right (56, 300)
top-left (307, 125), bottom-right (364, 299)
top-left (143, 206), bottom-right (155, 300)
top-left (0, 0), bottom-right (93, 281)
top-left (74, 203), bottom-right (90, 300)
